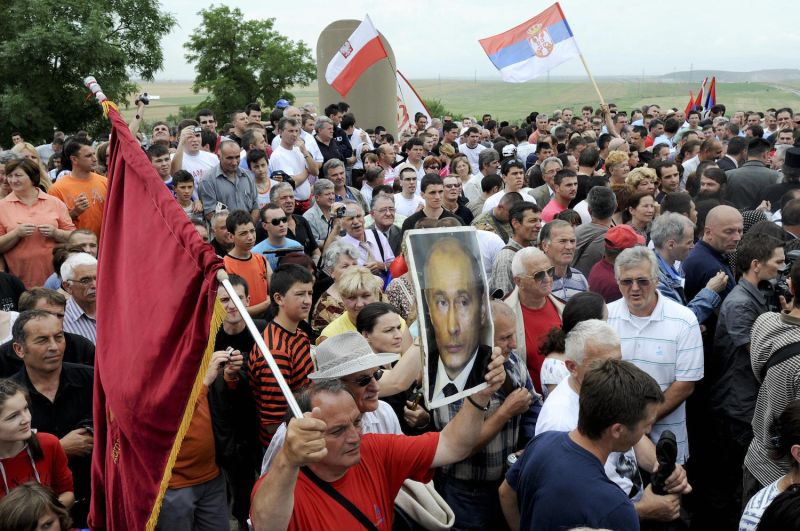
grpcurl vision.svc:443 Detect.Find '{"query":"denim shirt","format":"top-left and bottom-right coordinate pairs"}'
top-left (656, 252), bottom-right (721, 324)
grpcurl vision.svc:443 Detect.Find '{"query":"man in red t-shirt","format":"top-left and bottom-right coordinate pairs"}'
top-left (250, 352), bottom-right (507, 531)
top-left (502, 247), bottom-right (564, 393)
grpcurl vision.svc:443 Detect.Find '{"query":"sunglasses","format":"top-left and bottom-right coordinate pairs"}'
top-left (348, 369), bottom-right (383, 387)
top-left (522, 267), bottom-right (555, 282)
top-left (618, 278), bottom-right (653, 288)
top-left (268, 217), bottom-right (288, 226)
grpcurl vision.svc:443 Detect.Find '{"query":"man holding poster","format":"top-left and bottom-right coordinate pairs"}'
top-left (407, 227), bottom-right (494, 408)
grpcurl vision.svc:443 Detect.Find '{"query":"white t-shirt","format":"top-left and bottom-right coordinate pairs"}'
top-left (351, 128), bottom-right (374, 170)
top-left (573, 199), bottom-right (592, 225)
top-left (458, 143), bottom-right (487, 174)
top-left (740, 479), bottom-right (781, 531)
top-left (180, 150), bottom-right (219, 183)
top-left (482, 189), bottom-right (538, 213)
top-left (269, 145), bottom-right (312, 201)
top-left (394, 193), bottom-right (424, 217)
top-left (476, 230), bottom-right (505, 278)
top-left (535, 378), bottom-right (643, 500)
top-left (271, 130), bottom-right (324, 165)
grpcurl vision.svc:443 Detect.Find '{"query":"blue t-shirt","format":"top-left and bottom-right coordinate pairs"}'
top-left (506, 431), bottom-right (639, 531)
top-left (252, 238), bottom-right (304, 270)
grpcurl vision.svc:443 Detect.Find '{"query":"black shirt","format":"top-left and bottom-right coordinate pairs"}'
top-left (0, 333), bottom-right (95, 378)
top-left (288, 214), bottom-right (319, 257)
top-left (315, 137), bottom-right (344, 163)
top-left (0, 272), bottom-right (24, 311)
top-left (400, 209), bottom-right (463, 234)
top-left (214, 320), bottom-right (267, 373)
top-left (333, 126), bottom-right (353, 160)
top-left (211, 237), bottom-right (231, 257)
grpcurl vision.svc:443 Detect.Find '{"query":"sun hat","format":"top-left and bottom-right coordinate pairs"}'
top-left (308, 332), bottom-right (399, 380)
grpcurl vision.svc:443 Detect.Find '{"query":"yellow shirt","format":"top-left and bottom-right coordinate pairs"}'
top-left (318, 312), bottom-right (407, 345)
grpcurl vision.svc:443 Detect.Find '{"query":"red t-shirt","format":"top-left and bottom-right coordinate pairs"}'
top-left (0, 433), bottom-right (73, 498)
top-left (521, 299), bottom-right (562, 393)
top-left (588, 259), bottom-right (622, 303)
top-left (251, 432), bottom-right (439, 530)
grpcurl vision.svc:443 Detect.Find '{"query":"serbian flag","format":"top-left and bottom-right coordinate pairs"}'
top-left (325, 15), bottom-right (388, 97)
top-left (396, 70), bottom-right (431, 134)
top-left (693, 76), bottom-right (708, 112)
top-left (479, 3), bottom-right (580, 82)
top-left (89, 103), bottom-right (225, 529)
top-left (705, 76), bottom-right (717, 110)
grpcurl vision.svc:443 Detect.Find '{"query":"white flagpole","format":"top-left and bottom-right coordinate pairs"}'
top-left (216, 270), bottom-right (303, 419)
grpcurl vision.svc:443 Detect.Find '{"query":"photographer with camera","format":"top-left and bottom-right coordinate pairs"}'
top-left (702, 232), bottom-right (787, 527)
top-left (170, 119), bottom-right (219, 181)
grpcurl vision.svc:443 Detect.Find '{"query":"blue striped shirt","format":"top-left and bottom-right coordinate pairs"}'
top-left (63, 298), bottom-right (96, 345)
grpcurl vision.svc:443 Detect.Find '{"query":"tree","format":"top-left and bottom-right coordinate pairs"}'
top-left (184, 5), bottom-right (316, 120)
top-left (424, 98), bottom-right (464, 122)
top-left (0, 0), bottom-right (175, 145)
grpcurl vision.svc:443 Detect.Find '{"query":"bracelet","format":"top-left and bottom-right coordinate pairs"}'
top-left (135, 114), bottom-right (141, 120)
top-left (467, 396), bottom-right (489, 411)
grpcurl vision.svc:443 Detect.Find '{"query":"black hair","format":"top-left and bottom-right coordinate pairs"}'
top-left (172, 170), bottom-right (194, 186)
top-left (736, 232), bottom-right (783, 273)
top-left (226, 273), bottom-right (249, 298)
top-left (225, 209), bottom-right (254, 234)
top-left (246, 149), bottom-right (268, 168)
top-left (661, 192), bottom-right (694, 218)
top-left (269, 264), bottom-right (314, 305)
top-left (355, 302), bottom-right (401, 334)
top-left (481, 174), bottom-right (503, 193)
top-left (420, 173), bottom-right (443, 193)
top-left (146, 143), bottom-right (169, 160)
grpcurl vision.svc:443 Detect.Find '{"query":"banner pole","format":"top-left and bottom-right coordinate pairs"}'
top-left (217, 271), bottom-right (303, 419)
top-left (578, 52), bottom-right (605, 107)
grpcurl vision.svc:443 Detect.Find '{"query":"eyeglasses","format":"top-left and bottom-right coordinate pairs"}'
top-left (443, 183), bottom-right (461, 189)
top-left (70, 276), bottom-right (97, 286)
top-left (268, 217), bottom-right (288, 226)
top-left (346, 369), bottom-right (384, 387)
top-left (618, 278), bottom-right (653, 288)
top-left (520, 267), bottom-right (555, 282)
top-left (375, 207), bottom-right (396, 214)
top-left (425, 165), bottom-right (440, 170)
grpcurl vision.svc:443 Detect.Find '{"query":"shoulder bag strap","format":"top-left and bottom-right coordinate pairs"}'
top-left (300, 467), bottom-right (379, 531)
top-left (371, 228), bottom-right (386, 262)
top-left (760, 341), bottom-right (800, 381)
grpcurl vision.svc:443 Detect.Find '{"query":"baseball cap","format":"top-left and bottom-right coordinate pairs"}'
top-left (308, 332), bottom-right (398, 380)
top-left (604, 225), bottom-right (645, 251)
top-left (502, 144), bottom-right (517, 157)
top-left (275, 99), bottom-right (290, 109)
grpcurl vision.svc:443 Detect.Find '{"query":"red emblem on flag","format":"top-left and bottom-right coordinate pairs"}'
top-left (339, 40), bottom-right (354, 58)
top-left (527, 23), bottom-right (554, 58)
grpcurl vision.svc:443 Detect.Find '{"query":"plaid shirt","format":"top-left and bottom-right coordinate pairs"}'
top-left (432, 351), bottom-right (541, 481)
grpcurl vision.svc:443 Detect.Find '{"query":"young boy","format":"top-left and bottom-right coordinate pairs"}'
top-left (247, 149), bottom-right (276, 209)
top-left (247, 264), bottom-right (314, 446)
top-left (222, 210), bottom-right (271, 318)
top-left (147, 143), bottom-right (173, 190)
top-left (172, 170), bottom-right (204, 223)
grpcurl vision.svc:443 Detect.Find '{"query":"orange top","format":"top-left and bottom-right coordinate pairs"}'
top-left (223, 252), bottom-right (269, 306)
top-left (169, 386), bottom-right (219, 488)
top-left (48, 172), bottom-right (107, 238)
top-left (0, 191), bottom-right (75, 287)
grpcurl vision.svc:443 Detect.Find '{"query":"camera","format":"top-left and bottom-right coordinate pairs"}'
top-left (334, 206), bottom-right (347, 218)
top-left (193, 126), bottom-right (202, 135)
top-left (760, 249), bottom-right (800, 312)
top-left (135, 92), bottom-right (161, 106)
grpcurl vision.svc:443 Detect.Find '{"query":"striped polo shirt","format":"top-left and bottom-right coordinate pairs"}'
top-left (607, 292), bottom-right (704, 464)
top-left (248, 321), bottom-right (313, 446)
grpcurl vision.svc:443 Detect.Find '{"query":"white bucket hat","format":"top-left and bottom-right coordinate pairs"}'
top-left (308, 332), bottom-right (399, 380)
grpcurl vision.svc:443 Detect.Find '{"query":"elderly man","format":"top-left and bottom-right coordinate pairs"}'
top-left (432, 300), bottom-right (540, 528)
top-left (682, 204), bottom-right (741, 303)
top-left (504, 247), bottom-right (564, 394)
top-left (607, 246), bottom-right (704, 464)
top-left (313, 116), bottom-right (343, 163)
top-left (534, 320), bottom-right (690, 524)
top-left (339, 201), bottom-right (393, 275)
top-left (651, 212), bottom-right (727, 324)
top-left (491, 202), bottom-right (541, 297)
top-left (199, 140), bottom-right (259, 221)
top-left (250, 337), bottom-right (506, 530)
top-left (324, 158), bottom-right (367, 213)
top-left (482, 160), bottom-right (537, 214)
top-left (540, 219), bottom-right (588, 302)
top-left (529, 156), bottom-right (563, 208)
top-left (60, 252), bottom-right (97, 344)
top-left (209, 209), bottom-right (234, 257)
top-left (367, 194), bottom-right (402, 257)
top-left (303, 179), bottom-right (338, 247)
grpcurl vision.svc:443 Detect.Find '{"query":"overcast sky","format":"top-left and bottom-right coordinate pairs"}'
top-left (155, 0), bottom-right (800, 81)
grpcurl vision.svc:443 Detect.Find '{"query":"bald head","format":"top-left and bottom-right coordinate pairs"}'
top-left (704, 205), bottom-right (743, 253)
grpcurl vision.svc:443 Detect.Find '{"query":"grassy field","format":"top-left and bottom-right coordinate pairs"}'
top-left (122, 79), bottom-right (800, 125)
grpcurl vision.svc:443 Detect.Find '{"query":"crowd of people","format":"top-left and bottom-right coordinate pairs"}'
top-left (1, 97), bottom-right (800, 531)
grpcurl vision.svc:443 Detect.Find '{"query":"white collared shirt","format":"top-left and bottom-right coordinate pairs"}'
top-left (432, 350), bottom-right (478, 402)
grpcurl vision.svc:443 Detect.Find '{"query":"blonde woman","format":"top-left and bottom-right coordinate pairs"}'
top-left (604, 150), bottom-right (630, 186)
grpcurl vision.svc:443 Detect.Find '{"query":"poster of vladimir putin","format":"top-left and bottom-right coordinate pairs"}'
top-left (406, 226), bottom-right (493, 408)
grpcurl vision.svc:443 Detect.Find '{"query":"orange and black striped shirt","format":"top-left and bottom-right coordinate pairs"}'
top-left (248, 321), bottom-right (313, 446)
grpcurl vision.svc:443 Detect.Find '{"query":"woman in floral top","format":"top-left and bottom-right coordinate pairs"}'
top-left (311, 242), bottom-right (359, 332)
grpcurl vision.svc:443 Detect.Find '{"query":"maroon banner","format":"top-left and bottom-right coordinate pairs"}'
top-left (89, 105), bottom-right (224, 530)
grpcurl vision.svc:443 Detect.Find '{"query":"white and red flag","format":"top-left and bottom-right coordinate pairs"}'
top-left (325, 15), bottom-right (388, 97)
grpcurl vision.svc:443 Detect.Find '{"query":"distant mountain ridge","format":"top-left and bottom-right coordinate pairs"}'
top-left (659, 69), bottom-right (800, 83)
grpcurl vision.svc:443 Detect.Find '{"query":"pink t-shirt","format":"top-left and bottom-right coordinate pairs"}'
top-left (541, 199), bottom-right (568, 223)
